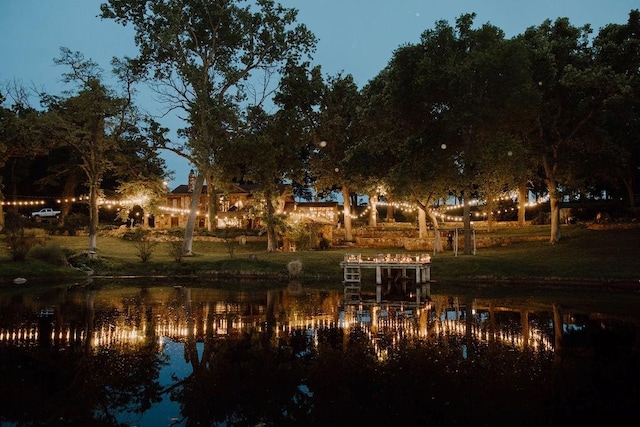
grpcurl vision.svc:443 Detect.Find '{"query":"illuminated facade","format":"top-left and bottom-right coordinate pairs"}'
top-left (154, 171), bottom-right (294, 230)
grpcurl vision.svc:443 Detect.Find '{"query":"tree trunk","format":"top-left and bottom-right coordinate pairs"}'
top-left (517, 182), bottom-right (527, 227)
top-left (418, 203), bottom-right (443, 252)
top-left (418, 206), bottom-right (428, 238)
top-left (369, 194), bottom-right (378, 227)
top-left (544, 173), bottom-right (562, 244)
top-left (427, 209), bottom-right (444, 253)
top-left (485, 194), bottom-right (495, 233)
top-left (342, 184), bottom-right (353, 241)
top-left (206, 170), bottom-right (217, 232)
top-left (463, 193), bottom-right (472, 255)
top-left (386, 196), bottom-right (394, 221)
top-left (350, 193), bottom-right (358, 211)
top-left (0, 192), bottom-right (4, 230)
top-left (59, 175), bottom-right (78, 227)
top-left (88, 179), bottom-right (100, 253)
top-left (549, 191), bottom-right (561, 244)
top-left (265, 195), bottom-right (278, 252)
top-left (183, 172), bottom-right (205, 255)
top-left (622, 176), bottom-right (636, 208)
top-left (543, 152), bottom-right (561, 244)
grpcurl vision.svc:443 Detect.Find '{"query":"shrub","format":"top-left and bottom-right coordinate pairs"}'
top-left (212, 227), bottom-right (259, 238)
top-left (4, 213), bottom-right (46, 261)
top-left (219, 228), bottom-right (237, 258)
top-left (29, 244), bottom-right (72, 266)
top-left (4, 212), bottom-right (27, 232)
top-left (287, 223), bottom-right (319, 251)
top-left (318, 237), bottom-right (331, 250)
top-left (6, 228), bottom-right (37, 261)
top-left (167, 228), bottom-right (184, 238)
top-left (61, 213), bottom-right (89, 236)
top-left (531, 212), bottom-right (550, 225)
top-left (130, 228), bottom-right (158, 263)
top-left (168, 240), bottom-right (185, 262)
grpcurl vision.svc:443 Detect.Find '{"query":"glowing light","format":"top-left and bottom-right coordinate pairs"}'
top-left (0, 200), bottom-right (46, 206)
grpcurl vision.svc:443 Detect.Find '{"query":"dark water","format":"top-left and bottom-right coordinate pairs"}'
top-left (0, 281), bottom-right (639, 426)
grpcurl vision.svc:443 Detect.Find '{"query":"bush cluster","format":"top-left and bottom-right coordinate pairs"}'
top-left (29, 244), bottom-right (73, 266)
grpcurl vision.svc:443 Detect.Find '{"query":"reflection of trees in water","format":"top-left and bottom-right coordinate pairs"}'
top-left (0, 288), bottom-right (168, 426)
top-left (170, 322), bottom-right (557, 426)
top-left (307, 330), bottom-right (554, 426)
top-left (176, 333), bottom-right (314, 426)
top-left (170, 293), bottom-right (640, 426)
top-left (548, 304), bottom-right (640, 426)
top-left (0, 287), bottom-right (639, 425)
top-left (0, 333), bottom-right (165, 426)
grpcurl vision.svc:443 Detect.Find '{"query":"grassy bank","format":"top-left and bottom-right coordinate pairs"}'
top-left (1, 224), bottom-right (639, 290)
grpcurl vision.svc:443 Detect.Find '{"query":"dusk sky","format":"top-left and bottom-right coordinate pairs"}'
top-left (1, 0), bottom-right (638, 188)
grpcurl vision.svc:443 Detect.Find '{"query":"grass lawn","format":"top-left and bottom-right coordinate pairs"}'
top-left (0, 224), bottom-right (639, 291)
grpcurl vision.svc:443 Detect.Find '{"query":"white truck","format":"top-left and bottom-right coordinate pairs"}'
top-left (31, 208), bottom-right (61, 219)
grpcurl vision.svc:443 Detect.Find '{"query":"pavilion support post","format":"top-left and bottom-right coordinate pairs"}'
top-left (422, 283), bottom-right (430, 298)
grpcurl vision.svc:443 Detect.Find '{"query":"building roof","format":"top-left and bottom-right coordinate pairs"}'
top-left (170, 183), bottom-right (258, 195)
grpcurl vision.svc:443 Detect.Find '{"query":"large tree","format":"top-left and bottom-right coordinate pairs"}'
top-left (220, 106), bottom-right (302, 251)
top-left (592, 10), bottom-right (640, 209)
top-left (447, 19), bottom-right (537, 237)
top-left (519, 17), bottom-right (618, 243)
top-left (358, 40), bottom-right (450, 252)
top-left (44, 81), bottom-right (117, 252)
top-left (360, 15), bottom-right (539, 252)
top-left (0, 91), bottom-right (50, 228)
top-left (311, 73), bottom-right (362, 242)
top-left (101, 0), bottom-right (316, 254)
top-left (272, 61), bottom-right (324, 202)
top-left (41, 48), bottom-right (164, 253)
top-left (433, 15), bottom-right (538, 253)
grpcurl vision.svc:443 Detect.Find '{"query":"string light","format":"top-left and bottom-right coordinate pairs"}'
top-left (337, 192), bottom-right (551, 221)
top-left (1, 200), bottom-right (46, 206)
top-left (3, 189), bottom-right (552, 223)
top-left (158, 206), bottom-right (200, 215)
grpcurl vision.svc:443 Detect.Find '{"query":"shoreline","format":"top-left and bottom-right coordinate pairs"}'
top-left (7, 270), bottom-right (639, 295)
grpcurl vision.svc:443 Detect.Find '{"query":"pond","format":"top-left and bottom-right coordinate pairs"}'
top-left (0, 280), bottom-right (638, 426)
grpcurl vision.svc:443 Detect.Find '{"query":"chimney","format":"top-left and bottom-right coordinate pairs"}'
top-left (188, 169), bottom-right (196, 193)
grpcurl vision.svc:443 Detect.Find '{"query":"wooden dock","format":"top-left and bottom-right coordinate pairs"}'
top-left (340, 253), bottom-right (432, 303)
top-left (340, 253), bottom-right (432, 284)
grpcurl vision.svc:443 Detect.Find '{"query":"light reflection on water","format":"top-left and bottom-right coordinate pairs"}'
top-left (0, 282), bottom-right (638, 426)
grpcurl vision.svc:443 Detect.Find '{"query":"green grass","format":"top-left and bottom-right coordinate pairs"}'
top-left (0, 224), bottom-right (639, 290)
top-left (439, 225), bottom-right (640, 281)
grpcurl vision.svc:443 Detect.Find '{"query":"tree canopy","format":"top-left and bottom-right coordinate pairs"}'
top-left (100, 0), bottom-right (317, 254)
top-left (1, 5), bottom-right (639, 252)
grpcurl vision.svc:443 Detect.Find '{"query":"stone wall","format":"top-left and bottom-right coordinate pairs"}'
top-left (334, 224), bottom-right (548, 250)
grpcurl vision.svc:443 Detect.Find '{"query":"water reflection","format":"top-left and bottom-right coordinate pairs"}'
top-left (0, 283), bottom-right (638, 426)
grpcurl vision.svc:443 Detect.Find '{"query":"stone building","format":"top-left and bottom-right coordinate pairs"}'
top-left (154, 170), bottom-right (295, 230)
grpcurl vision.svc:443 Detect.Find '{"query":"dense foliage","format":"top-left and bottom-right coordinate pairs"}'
top-left (1, 3), bottom-right (639, 248)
